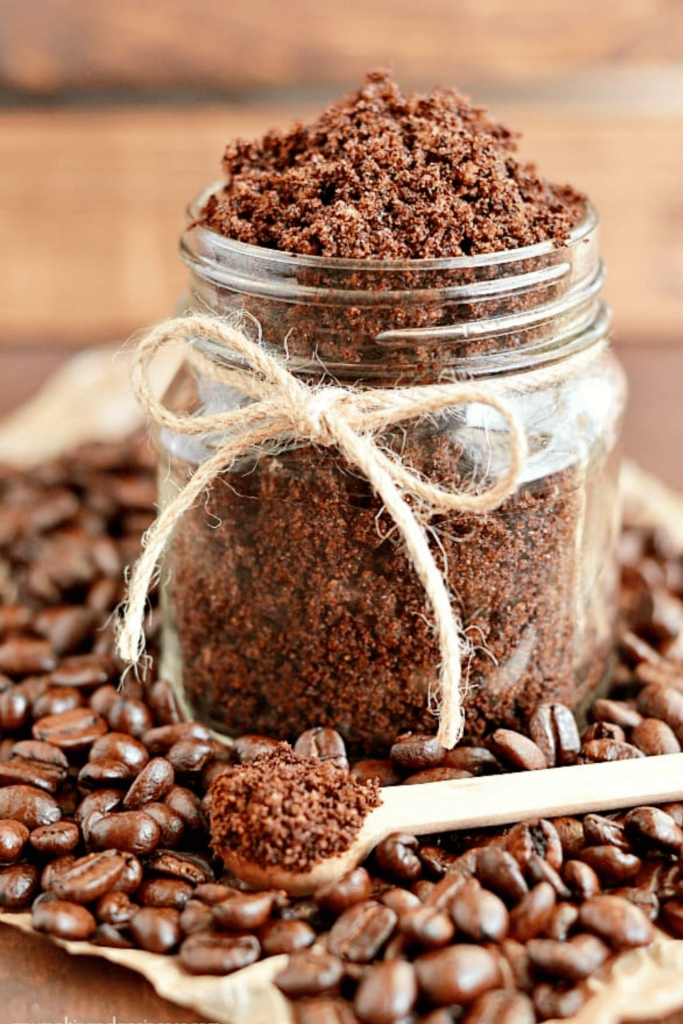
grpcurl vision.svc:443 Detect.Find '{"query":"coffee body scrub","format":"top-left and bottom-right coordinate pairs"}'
top-left (158, 71), bottom-right (627, 755)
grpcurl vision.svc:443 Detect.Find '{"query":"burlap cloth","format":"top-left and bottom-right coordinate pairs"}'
top-left (1, 345), bottom-right (683, 1024)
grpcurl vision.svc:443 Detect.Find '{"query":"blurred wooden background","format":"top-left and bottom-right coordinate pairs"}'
top-left (0, 0), bottom-right (682, 487)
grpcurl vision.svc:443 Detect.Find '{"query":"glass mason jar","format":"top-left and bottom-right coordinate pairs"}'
top-left (156, 185), bottom-right (627, 757)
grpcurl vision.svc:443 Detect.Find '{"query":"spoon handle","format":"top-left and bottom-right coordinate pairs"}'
top-left (374, 752), bottom-right (683, 838)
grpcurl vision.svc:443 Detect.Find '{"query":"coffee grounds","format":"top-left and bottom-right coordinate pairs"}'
top-left (200, 69), bottom-right (585, 259)
top-left (208, 744), bottom-right (381, 872)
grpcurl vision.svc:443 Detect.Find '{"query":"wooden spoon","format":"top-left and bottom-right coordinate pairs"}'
top-left (218, 753), bottom-right (683, 895)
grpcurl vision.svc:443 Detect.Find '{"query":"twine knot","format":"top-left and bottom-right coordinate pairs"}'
top-left (117, 312), bottom-right (527, 748)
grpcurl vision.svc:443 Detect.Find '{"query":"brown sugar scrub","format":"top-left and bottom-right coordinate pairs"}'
top-left (209, 744), bottom-right (381, 873)
top-left (155, 72), bottom-right (627, 755)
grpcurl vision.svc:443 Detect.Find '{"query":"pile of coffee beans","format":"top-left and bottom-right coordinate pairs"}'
top-left (2, 436), bottom-right (683, 1023)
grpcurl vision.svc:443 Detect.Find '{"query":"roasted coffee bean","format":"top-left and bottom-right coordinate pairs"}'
top-left (50, 653), bottom-right (116, 689)
top-left (544, 901), bottom-right (580, 941)
top-left (562, 860), bottom-right (600, 900)
top-left (579, 737), bottom-right (645, 763)
top-left (505, 819), bottom-right (562, 872)
top-left (415, 945), bottom-right (503, 1007)
top-left (164, 785), bottom-right (204, 830)
top-left (579, 845), bottom-right (642, 882)
top-left (582, 813), bottom-right (631, 851)
top-left (0, 785), bottom-right (61, 829)
top-left (91, 923), bottom-right (135, 949)
top-left (609, 886), bottom-right (660, 920)
top-left (95, 890), bottom-right (137, 926)
top-left (144, 722), bottom-right (213, 755)
top-left (374, 833), bottom-right (422, 882)
top-left (11, 739), bottom-right (69, 769)
top-left (179, 930), bottom-right (260, 974)
top-left (137, 876), bottom-right (193, 910)
top-left (33, 686), bottom-right (83, 719)
top-left (75, 788), bottom-right (122, 827)
top-left (89, 732), bottom-right (149, 772)
top-left (450, 878), bottom-right (509, 942)
top-left (122, 757), bottom-right (175, 809)
top-left (0, 818), bottom-right (29, 863)
top-left (78, 759), bottom-right (137, 790)
top-left (0, 862), bottom-right (39, 907)
top-left (261, 917), bottom-right (316, 956)
top-left (0, 688), bottom-right (30, 731)
top-left (147, 678), bottom-right (183, 726)
top-left (315, 867), bottom-right (372, 914)
top-left (129, 906), bottom-right (181, 953)
top-left (145, 849), bottom-right (214, 885)
top-left (212, 891), bottom-right (275, 931)
top-left (89, 685), bottom-right (119, 717)
top-left (508, 882), bottom-right (556, 943)
top-left (524, 854), bottom-right (571, 899)
top-left (591, 698), bottom-right (643, 730)
top-left (165, 738), bottom-right (213, 774)
top-left (526, 933), bottom-right (610, 981)
top-left (380, 887), bottom-right (422, 914)
top-left (489, 729), bottom-right (547, 771)
top-left (533, 982), bottom-right (588, 1020)
top-left (637, 684), bottom-right (683, 740)
top-left (579, 894), bottom-right (655, 949)
top-left (529, 703), bottom-right (580, 768)
top-left (0, 758), bottom-right (63, 794)
top-left (389, 734), bottom-right (446, 770)
top-left (464, 989), bottom-right (535, 1024)
top-left (29, 820), bottom-right (80, 857)
top-left (110, 851), bottom-right (143, 895)
top-left (327, 900), bottom-right (397, 962)
top-left (273, 950), bottom-right (345, 999)
top-left (443, 747), bottom-right (501, 775)
top-left (88, 810), bottom-right (161, 855)
top-left (623, 806), bottom-right (683, 854)
top-left (34, 606), bottom-right (94, 656)
top-left (583, 722), bottom-right (627, 744)
top-left (50, 849), bottom-right (126, 902)
top-left (418, 845), bottom-right (463, 879)
top-left (631, 718), bottom-right (681, 755)
top-left (475, 847), bottom-right (528, 906)
top-left (179, 899), bottom-right (213, 935)
top-left (354, 959), bottom-right (418, 1024)
top-left (193, 882), bottom-right (238, 905)
top-left (107, 697), bottom-right (154, 738)
top-left (33, 898), bottom-right (97, 940)
top-left (32, 707), bottom-right (107, 751)
top-left (141, 802), bottom-right (185, 847)
top-left (351, 759), bottom-right (402, 787)
top-left (0, 638), bottom-right (56, 676)
top-left (404, 767), bottom-right (473, 784)
top-left (294, 727), bottom-right (348, 768)
top-left (398, 904), bottom-right (455, 949)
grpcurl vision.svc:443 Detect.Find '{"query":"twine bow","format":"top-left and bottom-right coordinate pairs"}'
top-left (118, 312), bottom-right (527, 748)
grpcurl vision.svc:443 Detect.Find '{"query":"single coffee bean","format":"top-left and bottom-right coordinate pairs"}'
top-left (582, 721), bottom-right (627, 745)
top-left (562, 860), bottom-right (600, 901)
top-left (179, 899), bottom-right (213, 935)
top-left (314, 867), bottom-right (372, 914)
top-left (505, 819), bottom-right (562, 872)
top-left (95, 890), bottom-right (137, 926)
top-left (623, 806), bottom-right (683, 855)
top-left (110, 852), bottom-right (144, 895)
top-left (75, 788), bottom-right (122, 829)
top-left (32, 707), bottom-right (107, 751)
top-left (144, 722), bottom-right (213, 755)
top-left (631, 718), bottom-right (681, 756)
top-left (591, 698), bottom-right (643, 730)
top-left (89, 685), bottom-right (119, 717)
top-left (147, 678), bottom-right (183, 726)
top-left (0, 862), bottom-right (39, 907)
top-left (294, 727), bottom-right (349, 768)
top-left (551, 816), bottom-right (587, 859)
top-left (579, 738), bottom-right (645, 763)
top-left (0, 785), bottom-right (61, 829)
top-left (582, 812), bottom-right (632, 851)
top-left (354, 959), bottom-right (418, 1024)
top-left (389, 734), bottom-right (446, 770)
top-left (374, 833), bottom-right (422, 882)
top-left (89, 732), bottom-right (149, 772)
top-left (404, 767), bottom-right (473, 784)
top-left (608, 886), bottom-right (660, 920)
top-left (33, 686), bottom-right (83, 719)
top-left (145, 849), bottom-right (214, 885)
top-left (35, 606), bottom-right (94, 656)
top-left (122, 757), bottom-right (175, 809)
top-left (544, 901), bottom-right (580, 942)
top-left (193, 882), bottom-right (238, 905)
top-left (50, 850), bottom-right (127, 903)
top-left (179, 930), bottom-right (260, 974)
top-left (463, 989), bottom-right (535, 1024)
top-left (443, 747), bottom-right (501, 776)
top-left (524, 854), bottom-right (571, 899)
top-left (33, 898), bottom-right (97, 940)
top-left (0, 638), bottom-right (57, 676)
top-left (418, 845), bottom-right (463, 879)
top-left (526, 933), bottom-right (610, 981)
top-left (164, 785), bottom-right (204, 831)
top-left (29, 820), bottom-right (80, 857)
top-left (398, 905), bottom-right (455, 949)
top-left (533, 982), bottom-right (588, 1020)
top-left (637, 684), bottom-right (683, 742)
top-left (89, 811), bottom-right (160, 855)
top-left (450, 878), bottom-right (509, 942)
top-left (212, 891), bottom-right (275, 931)
top-left (0, 819), bottom-right (29, 863)
top-left (137, 877), bottom-right (193, 910)
top-left (579, 845), bottom-right (642, 883)
top-left (579, 894), bottom-right (655, 949)
top-left (380, 887), bottom-right (422, 914)
top-left (351, 759), bottom-right (403, 787)
top-left (50, 653), bottom-right (116, 689)
top-left (166, 738), bottom-right (214, 774)
top-left (11, 739), bottom-right (69, 769)
top-left (415, 944), bottom-right (503, 1007)
top-left (261, 918), bottom-right (317, 956)
top-left (327, 900), bottom-right (397, 963)
top-left (475, 847), bottom-right (528, 906)
top-left (107, 697), bottom-right (154, 738)
top-left (274, 950), bottom-right (345, 998)
top-left (78, 759), bottom-right (137, 790)
top-left (0, 757), bottom-right (64, 794)
top-left (0, 688), bottom-right (30, 731)
top-left (508, 882), bottom-right (556, 943)
top-left (129, 906), bottom-right (181, 953)
top-left (141, 802), bottom-right (185, 848)
top-left (489, 729), bottom-right (547, 771)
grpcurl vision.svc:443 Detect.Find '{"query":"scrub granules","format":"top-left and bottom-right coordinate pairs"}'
top-left (209, 744), bottom-right (381, 872)
top-left (160, 73), bottom-right (623, 756)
